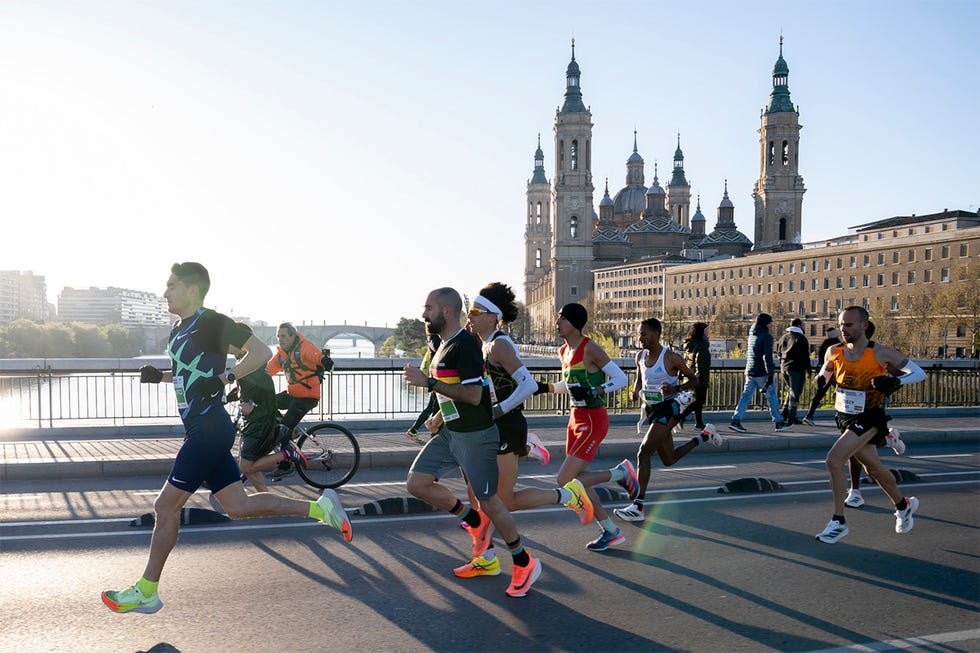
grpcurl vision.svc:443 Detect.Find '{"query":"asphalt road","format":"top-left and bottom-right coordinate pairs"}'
top-left (1, 444), bottom-right (978, 653)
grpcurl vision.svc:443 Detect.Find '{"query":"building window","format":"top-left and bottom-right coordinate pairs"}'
top-left (570, 286), bottom-right (578, 296)
top-left (782, 140), bottom-right (789, 165)
top-left (779, 264), bottom-right (785, 274)
top-left (892, 272), bottom-right (900, 284)
top-left (863, 275), bottom-right (870, 287)
top-left (907, 271), bottom-right (915, 284)
top-left (878, 253), bottom-right (884, 265)
top-left (924, 248), bottom-right (932, 261)
top-left (837, 258), bottom-right (843, 269)
top-left (924, 269), bottom-right (932, 282)
top-left (789, 263), bottom-right (795, 273)
top-left (892, 252), bottom-right (899, 263)
top-left (535, 249), bottom-right (542, 268)
top-left (863, 254), bottom-right (870, 267)
top-left (891, 296), bottom-right (899, 311)
top-left (960, 243), bottom-right (969, 257)
top-left (779, 218), bottom-right (787, 240)
top-left (957, 324), bottom-right (967, 337)
top-left (824, 260), bottom-right (831, 271)
top-left (849, 256), bottom-right (856, 268)
top-left (836, 277), bottom-right (843, 289)
top-left (941, 268), bottom-right (950, 282)
top-left (877, 273), bottom-right (884, 286)
top-left (570, 140), bottom-right (578, 170)
top-left (801, 262), bottom-right (807, 273)
top-left (942, 245), bottom-right (950, 258)
top-left (823, 278), bottom-right (830, 289)
top-left (570, 215), bottom-right (578, 238)
top-left (849, 276), bottom-right (856, 288)
top-left (788, 281), bottom-right (794, 291)
top-left (908, 249), bottom-right (916, 262)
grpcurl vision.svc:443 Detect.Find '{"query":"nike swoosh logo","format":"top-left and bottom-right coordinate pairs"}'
top-left (174, 329), bottom-right (199, 342)
top-left (484, 481), bottom-right (490, 494)
top-left (171, 477), bottom-right (187, 484)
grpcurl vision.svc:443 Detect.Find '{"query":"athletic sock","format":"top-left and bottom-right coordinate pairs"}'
top-left (555, 488), bottom-right (572, 504)
top-left (833, 514), bottom-right (845, 524)
top-left (599, 517), bottom-right (616, 533)
top-left (632, 499), bottom-right (645, 511)
top-left (308, 501), bottom-right (324, 521)
top-left (451, 500), bottom-right (481, 528)
top-left (608, 467), bottom-right (625, 483)
top-left (482, 546), bottom-right (496, 562)
top-left (507, 538), bottom-right (530, 567)
top-left (135, 577), bottom-right (158, 598)
top-left (895, 498), bottom-right (908, 511)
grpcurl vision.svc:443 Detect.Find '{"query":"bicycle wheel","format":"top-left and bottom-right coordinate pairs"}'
top-left (295, 422), bottom-right (361, 489)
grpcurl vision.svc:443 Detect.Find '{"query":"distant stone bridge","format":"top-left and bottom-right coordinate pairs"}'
top-left (252, 324), bottom-right (394, 354)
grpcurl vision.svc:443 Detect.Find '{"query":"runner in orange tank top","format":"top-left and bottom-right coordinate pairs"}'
top-left (813, 306), bottom-right (926, 544)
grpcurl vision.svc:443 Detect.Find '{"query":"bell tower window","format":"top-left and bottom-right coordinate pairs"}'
top-left (779, 218), bottom-right (787, 240)
top-left (570, 215), bottom-right (579, 239)
top-left (782, 141), bottom-right (789, 165)
top-left (768, 141), bottom-right (775, 166)
top-left (535, 249), bottom-right (542, 268)
top-left (571, 140), bottom-right (578, 171)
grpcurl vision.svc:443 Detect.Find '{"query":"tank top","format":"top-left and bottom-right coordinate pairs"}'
top-left (830, 342), bottom-right (887, 413)
top-left (560, 337), bottom-right (606, 409)
top-left (639, 346), bottom-right (678, 404)
top-left (483, 330), bottom-right (522, 410)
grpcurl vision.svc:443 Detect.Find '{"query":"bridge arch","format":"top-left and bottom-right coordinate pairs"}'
top-left (252, 324), bottom-right (394, 355)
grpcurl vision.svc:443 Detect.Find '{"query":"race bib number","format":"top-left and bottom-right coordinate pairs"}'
top-left (567, 383), bottom-right (587, 408)
top-left (173, 376), bottom-right (188, 410)
top-left (437, 393), bottom-right (461, 422)
top-left (835, 388), bottom-right (866, 415)
top-left (643, 389), bottom-right (664, 405)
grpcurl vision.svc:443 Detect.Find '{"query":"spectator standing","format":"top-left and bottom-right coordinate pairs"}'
top-left (777, 318), bottom-right (811, 425)
top-left (729, 313), bottom-right (792, 433)
top-left (678, 322), bottom-right (711, 429)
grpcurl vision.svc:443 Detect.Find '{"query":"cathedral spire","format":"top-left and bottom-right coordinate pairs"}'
top-left (767, 35), bottom-right (794, 114)
top-left (561, 38), bottom-right (586, 113)
top-left (531, 133), bottom-right (547, 184)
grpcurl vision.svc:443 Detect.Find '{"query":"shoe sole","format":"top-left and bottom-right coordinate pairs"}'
top-left (454, 562), bottom-right (501, 578)
top-left (728, 425), bottom-right (747, 433)
top-left (101, 592), bottom-right (163, 614)
top-left (587, 534), bottom-right (626, 552)
top-left (815, 532), bottom-right (848, 543)
top-left (506, 559), bottom-right (542, 597)
top-left (613, 509), bottom-right (645, 522)
top-left (844, 501), bottom-right (865, 508)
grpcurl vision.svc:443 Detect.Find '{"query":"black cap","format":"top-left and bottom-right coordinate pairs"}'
top-left (559, 303), bottom-right (588, 331)
top-left (756, 313), bottom-right (773, 327)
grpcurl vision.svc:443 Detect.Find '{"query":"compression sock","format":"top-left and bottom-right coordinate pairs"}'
top-left (507, 538), bottom-right (530, 567)
top-left (308, 501), bottom-right (324, 521)
top-left (895, 498), bottom-right (908, 511)
top-left (833, 514), bottom-right (845, 524)
top-left (599, 517), bottom-right (617, 533)
top-left (135, 577), bottom-right (158, 598)
top-left (555, 488), bottom-right (572, 504)
top-left (451, 500), bottom-right (481, 528)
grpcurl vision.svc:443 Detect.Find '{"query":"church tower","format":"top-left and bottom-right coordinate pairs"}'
top-left (666, 134), bottom-right (692, 229)
top-left (524, 135), bottom-right (552, 299)
top-left (551, 39), bottom-right (595, 309)
top-left (752, 36), bottom-right (805, 251)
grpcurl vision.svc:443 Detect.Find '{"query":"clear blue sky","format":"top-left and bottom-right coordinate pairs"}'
top-left (1, 1), bottom-right (976, 328)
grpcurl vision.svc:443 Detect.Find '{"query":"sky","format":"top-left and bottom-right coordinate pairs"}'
top-left (0, 1), bottom-right (977, 329)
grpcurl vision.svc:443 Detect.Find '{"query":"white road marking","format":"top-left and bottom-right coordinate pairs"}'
top-left (2, 479), bottom-right (976, 543)
top-left (803, 627), bottom-right (980, 652)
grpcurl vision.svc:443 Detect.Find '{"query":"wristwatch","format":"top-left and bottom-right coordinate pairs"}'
top-left (225, 371), bottom-right (237, 384)
top-left (426, 377), bottom-right (438, 392)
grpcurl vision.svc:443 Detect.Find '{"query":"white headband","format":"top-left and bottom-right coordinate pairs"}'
top-left (475, 295), bottom-right (503, 319)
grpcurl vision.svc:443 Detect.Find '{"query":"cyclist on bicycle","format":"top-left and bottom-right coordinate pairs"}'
top-left (267, 322), bottom-right (332, 479)
top-left (228, 343), bottom-right (307, 491)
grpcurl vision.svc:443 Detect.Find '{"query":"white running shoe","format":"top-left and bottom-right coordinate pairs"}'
top-left (894, 496), bottom-right (919, 534)
top-left (886, 427), bottom-right (906, 455)
top-left (701, 423), bottom-right (722, 447)
top-left (525, 432), bottom-right (550, 465)
top-left (815, 519), bottom-right (849, 543)
top-left (844, 489), bottom-right (865, 508)
top-left (613, 502), bottom-right (645, 522)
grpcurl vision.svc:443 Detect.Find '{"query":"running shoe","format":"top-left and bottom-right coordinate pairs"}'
top-left (802, 417), bottom-right (815, 426)
top-left (774, 421), bottom-right (794, 432)
top-left (815, 519), bottom-right (849, 544)
top-left (101, 585), bottom-right (162, 614)
top-left (613, 502), bottom-right (645, 522)
top-left (405, 429), bottom-right (428, 445)
top-left (894, 496), bottom-right (919, 534)
top-left (282, 441), bottom-right (308, 469)
top-left (562, 478), bottom-right (594, 525)
top-left (505, 555), bottom-right (542, 598)
top-left (526, 432), bottom-right (550, 465)
top-left (463, 509), bottom-right (492, 557)
top-left (270, 463), bottom-right (294, 482)
top-left (844, 489), bottom-right (865, 508)
top-left (587, 527), bottom-right (625, 552)
top-left (316, 489), bottom-right (353, 542)
top-left (886, 427), bottom-right (906, 455)
top-left (701, 424), bottom-right (722, 447)
top-left (728, 420), bottom-right (747, 433)
top-left (453, 554), bottom-right (501, 578)
top-left (614, 458), bottom-right (640, 501)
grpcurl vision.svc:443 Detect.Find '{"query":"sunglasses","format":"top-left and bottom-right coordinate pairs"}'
top-left (468, 307), bottom-right (492, 317)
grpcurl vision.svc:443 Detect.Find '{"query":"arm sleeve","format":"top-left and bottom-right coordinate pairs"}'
top-left (763, 335), bottom-right (775, 377)
top-left (600, 361), bottom-right (628, 393)
top-left (266, 355), bottom-right (282, 376)
top-left (897, 359), bottom-right (926, 385)
top-left (498, 365), bottom-right (537, 414)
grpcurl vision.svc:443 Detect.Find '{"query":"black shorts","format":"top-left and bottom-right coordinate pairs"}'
top-left (239, 418), bottom-right (279, 461)
top-left (835, 407), bottom-right (890, 447)
top-left (275, 392), bottom-right (319, 429)
top-left (495, 410), bottom-right (528, 456)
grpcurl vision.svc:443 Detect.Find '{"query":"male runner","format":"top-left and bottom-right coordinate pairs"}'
top-left (814, 306), bottom-right (925, 544)
top-left (102, 263), bottom-right (350, 614)
top-left (533, 303), bottom-right (634, 551)
top-left (404, 287), bottom-right (541, 597)
top-left (614, 318), bottom-right (722, 523)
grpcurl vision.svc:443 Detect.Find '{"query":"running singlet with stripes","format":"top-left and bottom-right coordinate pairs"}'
top-left (560, 337), bottom-right (606, 409)
top-left (830, 342), bottom-right (887, 413)
top-left (483, 330), bottom-right (523, 410)
top-left (639, 346), bottom-right (678, 404)
top-left (430, 329), bottom-right (493, 432)
top-left (168, 308), bottom-right (252, 423)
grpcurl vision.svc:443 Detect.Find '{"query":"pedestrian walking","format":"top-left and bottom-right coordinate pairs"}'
top-left (729, 313), bottom-right (792, 433)
top-left (777, 318), bottom-right (811, 425)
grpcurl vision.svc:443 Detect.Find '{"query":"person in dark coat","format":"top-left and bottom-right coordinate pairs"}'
top-left (678, 322), bottom-right (711, 429)
top-left (777, 318), bottom-right (811, 424)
